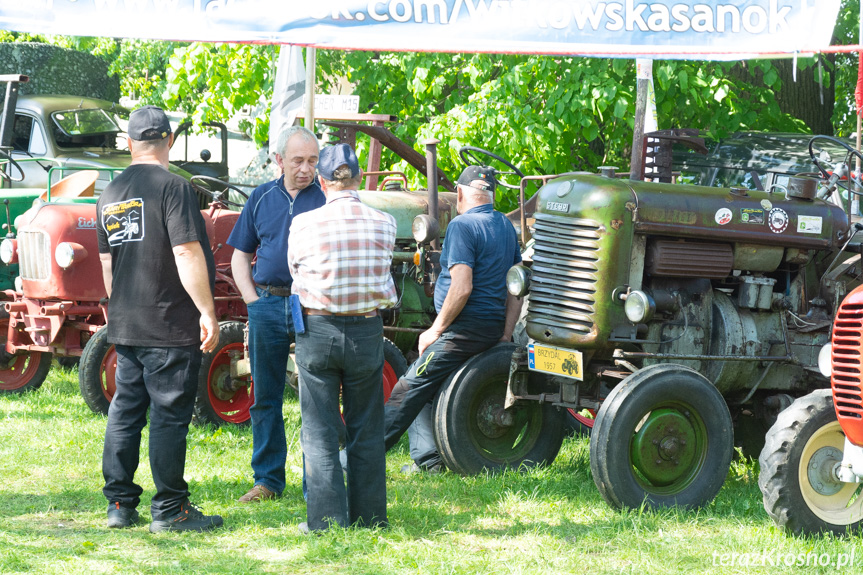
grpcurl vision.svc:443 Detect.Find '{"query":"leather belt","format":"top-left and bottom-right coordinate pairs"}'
top-left (305, 308), bottom-right (378, 318)
top-left (256, 284), bottom-right (292, 297)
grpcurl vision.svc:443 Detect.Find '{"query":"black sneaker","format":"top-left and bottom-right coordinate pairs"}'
top-left (149, 501), bottom-right (223, 533)
top-left (107, 503), bottom-right (140, 529)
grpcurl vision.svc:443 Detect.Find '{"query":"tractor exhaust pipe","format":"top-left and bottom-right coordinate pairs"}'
top-left (424, 138), bottom-right (440, 251)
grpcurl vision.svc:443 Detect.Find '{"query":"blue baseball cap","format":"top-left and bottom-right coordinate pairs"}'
top-left (318, 143), bottom-right (360, 181)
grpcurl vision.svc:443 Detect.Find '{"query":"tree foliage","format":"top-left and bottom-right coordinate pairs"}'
top-left (317, 51), bottom-right (812, 210)
top-left (1, 0), bottom-right (860, 209)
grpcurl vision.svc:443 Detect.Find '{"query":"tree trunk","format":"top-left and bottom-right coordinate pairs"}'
top-left (730, 56), bottom-right (836, 136)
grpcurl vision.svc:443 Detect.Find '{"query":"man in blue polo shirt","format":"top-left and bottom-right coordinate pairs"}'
top-left (383, 165), bottom-right (523, 472)
top-left (228, 125), bottom-right (325, 502)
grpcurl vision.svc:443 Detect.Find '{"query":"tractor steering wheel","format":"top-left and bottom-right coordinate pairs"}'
top-left (0, 149), bottom-right (26, 183)
top-left (190, 175), bottom-right (249, 208)
top-left (458, 146), bottom-right (525, 190)
top-left (807, 135), bottom-right (863, 197)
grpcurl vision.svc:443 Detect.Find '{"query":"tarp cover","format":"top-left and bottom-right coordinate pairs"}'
top-left (0, 1), bottom-right (842, 60)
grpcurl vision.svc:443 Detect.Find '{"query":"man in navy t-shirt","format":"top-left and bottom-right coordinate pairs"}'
top-left (383, 165), bottom-right (522, 472)
top-left (227, 126), bottom-right (325, 502)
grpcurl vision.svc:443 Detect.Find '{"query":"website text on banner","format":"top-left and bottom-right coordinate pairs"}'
top-left (0, 1), bottom-right (841, 60)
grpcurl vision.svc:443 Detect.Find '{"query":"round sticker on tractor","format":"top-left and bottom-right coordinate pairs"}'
top-left (715, 208), bottom-right (732, 225)
top-left (768, 208), bottom-right (789, 234)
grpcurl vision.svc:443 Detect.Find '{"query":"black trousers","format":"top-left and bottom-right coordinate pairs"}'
top-left (102, 344), bottom-right (201, 520)
top-left (383, 317), bottom-right (504, 466)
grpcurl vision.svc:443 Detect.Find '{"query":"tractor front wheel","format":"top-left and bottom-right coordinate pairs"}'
top-left (590, 364), bottom-right (734, 510)
top-left (759, 389), bottom-right (863, 535)
top-left (79, 328), bottom-right (116, 414)
top-left (0, 350), bottom-right (52, 393)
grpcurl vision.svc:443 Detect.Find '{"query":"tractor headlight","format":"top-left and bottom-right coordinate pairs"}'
top-left (624, 290), bottom-right (656, 323)
top-left (412, 214), bottom-right (439, 244)
top-left (506, 265), bottom-right (531, 297)
top-left (55, 242), bottom-right (87, 269)
top-left (0, 239), bottom-right (17, 264)
top-left (818, 343), bottom-right (833, 378)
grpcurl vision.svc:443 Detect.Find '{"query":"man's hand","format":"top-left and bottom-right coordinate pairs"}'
top-left (418, 327), bottom-right (442, 356)
top-left (231, 249), bottom-right (260, 306)
top-left (199, 312), bottom-right (220, 352)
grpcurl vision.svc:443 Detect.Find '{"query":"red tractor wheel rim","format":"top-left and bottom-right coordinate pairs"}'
top-left (208, 342), bottom-right (254, 424)
top-left (568, 407), bottom-right (596, 429)
top-left (382, 361), bottom-right (398, 403)
top-left (0, 352), bottom-right (42, 391)
top-left (101, 346), bottom-right (118, 401)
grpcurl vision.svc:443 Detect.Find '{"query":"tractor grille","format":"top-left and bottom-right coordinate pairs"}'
top-left (527, 212), bottom-right (601, 336)
top-left (17, 230), bottom-right (51, 281)
top-left (832, 301), bottom-right (863, 434)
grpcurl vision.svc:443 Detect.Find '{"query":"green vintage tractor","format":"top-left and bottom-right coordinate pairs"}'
top-left (419, 131), bottom-right (863, 512)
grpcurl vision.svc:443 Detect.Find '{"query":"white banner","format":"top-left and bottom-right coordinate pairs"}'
top-left (0, 1), bottom-right (843, 60)
top-left (268, 45), bottom-right (305, 155)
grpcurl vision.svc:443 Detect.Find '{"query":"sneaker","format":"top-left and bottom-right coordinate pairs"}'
top-left (238, 484), bottom-right (277, 503)
top-left (298, 521), bottom-right (311, 535)
top-left (107, 503), bottom-right (140, 529)
top-left (400, 461), bottom-right (445, 475)
top-left (149, 501), bottom-right (223, 533)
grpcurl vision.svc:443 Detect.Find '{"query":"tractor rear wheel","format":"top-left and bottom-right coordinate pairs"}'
top-left (590, 364), bottom-right (733, 510)
top-left (194, 322), bottom-right (253, 427)
top-left (0, 350), bottom-right (52, 393)
top-left (382, 338), bottom-right (407, 402)
top-left (433, 343), bottom-right (565, 475)
top-left (566, 408), bottom-right (595, 437)
top-left (759, 389), bottom-right (863, 535)
top-left (79, 328), bottom-right (116, 414)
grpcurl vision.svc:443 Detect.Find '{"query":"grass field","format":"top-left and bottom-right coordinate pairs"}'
top-left (0, 365), bottom-right (860, 574)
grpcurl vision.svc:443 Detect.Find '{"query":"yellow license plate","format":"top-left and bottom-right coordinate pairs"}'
top-left (528, 342), bottom-right (583, 380)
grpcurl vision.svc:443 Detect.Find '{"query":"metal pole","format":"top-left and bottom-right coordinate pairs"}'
top-left (424, 138), bottom-right (440, 250)
top-left (857, 4), bottom-right (862, 201)
top-left (629, 71), bottom-right (648, 181)
top-left (304, 47), bottom-right (316, 130)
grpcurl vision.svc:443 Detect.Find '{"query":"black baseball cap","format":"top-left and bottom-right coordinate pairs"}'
top-left (457, 165), bottom-right (496, 193)
top-left (318, 143), bottom-right (360, 181)
top-left (127, 105), bottom-right (172, 141)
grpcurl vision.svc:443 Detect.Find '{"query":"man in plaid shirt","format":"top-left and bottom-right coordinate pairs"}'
top-left (288, 143), bottom-right (396, 534)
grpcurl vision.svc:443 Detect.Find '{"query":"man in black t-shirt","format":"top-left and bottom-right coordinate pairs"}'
top-left (96, 106), bottom-right (222, 533)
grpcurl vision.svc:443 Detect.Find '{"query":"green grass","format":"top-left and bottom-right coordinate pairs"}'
top-left (1, 366), bottom-right (860, 574)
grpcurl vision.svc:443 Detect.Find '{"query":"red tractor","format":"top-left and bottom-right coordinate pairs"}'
top-left (759, 279), bottom-right (863, 535)
top-left (0, 173), bottom-right (249, 409)
top-left (1, 119), bottom-right (461, 428)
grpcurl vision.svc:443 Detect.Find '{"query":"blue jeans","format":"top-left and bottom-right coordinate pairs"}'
top-left (384, 317), bottom-right (504, 467)
top-left (102, 344), bottom-right (201, 520)
top-left (247, 286), bottom-right (294, 495)
top-left (408, 403), bottom-right (436, 466)
top-left (295, 314), bottom-right (387, 531)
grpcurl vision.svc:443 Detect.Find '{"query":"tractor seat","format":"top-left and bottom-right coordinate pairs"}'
top-left (40, 170), bottom-right (99, 201)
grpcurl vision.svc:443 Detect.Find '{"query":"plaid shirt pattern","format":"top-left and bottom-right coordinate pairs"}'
top-left (288, 190), bottom-right (398, 313)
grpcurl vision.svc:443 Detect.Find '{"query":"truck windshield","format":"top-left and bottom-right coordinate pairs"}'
top-left (51, 108), bottom-right (124, 149)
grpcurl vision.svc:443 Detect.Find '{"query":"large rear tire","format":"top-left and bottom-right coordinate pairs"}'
top-left (78, 328), bottom-right (116, 414)
top-left (433, 343), bottom-right (565, 475)
top-left (0, 350), bottom-right (52, 393)
top-left (759, 389), bottom-right (863, 535)
top-left (590, 364), bottom-right (734, 510)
